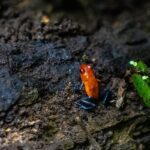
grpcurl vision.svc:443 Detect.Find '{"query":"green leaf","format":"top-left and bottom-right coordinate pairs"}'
top-left (132, 74), bottom-right (150, 107)
top-left (129, 60), bottom-right (148, 73)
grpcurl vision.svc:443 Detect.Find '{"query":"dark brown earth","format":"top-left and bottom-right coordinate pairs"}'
top-left (0, 0), bottom-right (150, 149)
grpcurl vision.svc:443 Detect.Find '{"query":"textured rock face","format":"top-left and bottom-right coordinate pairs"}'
top-left (0, 68), bottom-right (23, 111)
top-left (85, 26), bottom-right (150, 76)
top-left (0, 39), bottom-right (83, 111)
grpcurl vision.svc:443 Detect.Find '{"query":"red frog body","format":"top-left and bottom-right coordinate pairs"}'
top-left (76, 64), bottom-right (111, 110)
top-left (76, 64), bottom-right (100, 110)
top-left (80, 64), bottom-right (99, 100)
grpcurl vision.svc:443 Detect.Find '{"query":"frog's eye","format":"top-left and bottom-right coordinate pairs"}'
top-left (80, 68), bottom-right (85, 74)
top-left (87, 65), bottom-right (91, 69)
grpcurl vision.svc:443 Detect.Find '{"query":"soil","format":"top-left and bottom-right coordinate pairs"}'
top-left (0, 0), bottom-right (150, 149)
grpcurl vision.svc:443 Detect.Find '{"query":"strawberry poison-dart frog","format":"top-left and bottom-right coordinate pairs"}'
top-left (76, 64), bottom-right (100, 110)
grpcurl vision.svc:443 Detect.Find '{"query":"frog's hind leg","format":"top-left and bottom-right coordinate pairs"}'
top-left (76, 97), bottom-right (97, 110)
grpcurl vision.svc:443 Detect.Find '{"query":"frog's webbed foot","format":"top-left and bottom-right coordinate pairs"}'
top-left (76, 97), bottom-right (97, 110)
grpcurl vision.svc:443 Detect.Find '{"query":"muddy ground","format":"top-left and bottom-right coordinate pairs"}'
top-left (0, 0), bottom-right (150, 149)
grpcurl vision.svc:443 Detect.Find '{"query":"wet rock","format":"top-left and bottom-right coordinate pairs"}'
top-left (49, 18), bottom-right (82, 36)
top-left (7, 41), bottom-right (48, 72)
top-left (86, 25), bottom-right (150, 76)
top-left (0, 68), bottom-right (23, 112)
top-left (47, 47), bottom-right (72, 62)
top-left (65, 36), bottom-right (88, 54)
top-left (0, 39), bottom-right (81, 95)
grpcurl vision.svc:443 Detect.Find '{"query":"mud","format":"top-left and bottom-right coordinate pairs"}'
top-left (0, 0), bottom-right (150, 150)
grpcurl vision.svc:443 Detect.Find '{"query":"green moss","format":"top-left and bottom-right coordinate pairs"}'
top-left (62, 138), bottom-right (74, 150)
top-left (44, 121), bottom-right (58, 136)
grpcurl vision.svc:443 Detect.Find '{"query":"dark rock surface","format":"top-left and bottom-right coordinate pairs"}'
top-left (0, 40), bottom-right (82, 110)
top-left (0, 68), bottom-right (23, 112)
top-left (86, 25), bottom-right (150, 75)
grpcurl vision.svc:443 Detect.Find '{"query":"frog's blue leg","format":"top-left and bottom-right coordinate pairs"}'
top-left (76, 97), bottom-right (96, 110)
top-left (74, 83), bottom-right (84, 93)
top-left (79, 83), bottom-right (84, 90)
top-left (101, 90), bottom-right (111, 106)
